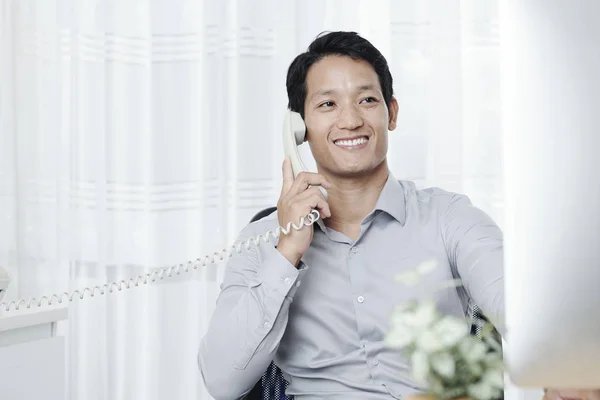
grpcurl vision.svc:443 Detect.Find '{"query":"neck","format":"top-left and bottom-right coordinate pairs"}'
top-left (322, 161), bottom-right (389, 228)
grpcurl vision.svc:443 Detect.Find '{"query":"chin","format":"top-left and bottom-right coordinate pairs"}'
top-left (317, 152), bottom-right (387, 178)
top-left (330, 164), bottom-right (378, 179)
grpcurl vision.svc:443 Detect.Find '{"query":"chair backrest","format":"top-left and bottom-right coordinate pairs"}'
top-left (245, 362), bottom-right (291, 400)
top-left (244, 207), bottom-right (502, 400)
top-left (250, 206), bottom-right (277, 224)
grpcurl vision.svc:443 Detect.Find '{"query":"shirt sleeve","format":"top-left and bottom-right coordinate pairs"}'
top-left (442, 193), bottom-right (506, 337)
top-left (197, 223), bottom-right (308, 400)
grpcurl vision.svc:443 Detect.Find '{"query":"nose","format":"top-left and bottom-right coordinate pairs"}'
top-left (335, 105), bottom-right (363, 131)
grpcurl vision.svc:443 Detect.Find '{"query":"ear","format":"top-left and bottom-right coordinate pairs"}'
top-left (387, 97), bottom-right (399, 131)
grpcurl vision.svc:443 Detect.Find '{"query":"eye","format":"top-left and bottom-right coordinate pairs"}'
top-left (318, 101), bottom-right (335, 108)
top-left (361, 97), bottom-right (378, 104)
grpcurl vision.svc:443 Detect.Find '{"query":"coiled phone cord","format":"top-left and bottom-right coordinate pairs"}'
top-left (0, 210), bottom-right (320, 313)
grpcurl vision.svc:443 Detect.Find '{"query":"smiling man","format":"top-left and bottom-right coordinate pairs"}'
top-left (198, 30), bottom-right (506, 400)
top-left (199, 31), bottom-right (501, 400)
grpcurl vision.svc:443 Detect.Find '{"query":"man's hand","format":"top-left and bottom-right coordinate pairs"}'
top-left (276, 158), bottom-right (331, 267)
top-left (545, 389), bottom-right (600, 400)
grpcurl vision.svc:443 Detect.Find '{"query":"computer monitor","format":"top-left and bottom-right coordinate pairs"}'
top-left (501, 0), bottom-right (600, 388)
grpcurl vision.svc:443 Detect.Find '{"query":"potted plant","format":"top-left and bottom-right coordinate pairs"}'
top-left (385, 260), bottom-right (505, 400)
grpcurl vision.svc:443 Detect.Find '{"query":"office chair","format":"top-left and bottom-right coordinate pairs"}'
top-left (244, 206), bottom-right (502, 400)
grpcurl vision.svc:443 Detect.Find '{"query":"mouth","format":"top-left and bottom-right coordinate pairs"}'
top-left (333, 136), bottom-right (369, 150)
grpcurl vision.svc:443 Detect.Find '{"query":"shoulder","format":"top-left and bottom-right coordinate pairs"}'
top-left (398, 180), bottom-right (471, 211)
top-left (237, 208), bottom-right (284, 244)
top-left (402, 181), bottom-right (499, 232)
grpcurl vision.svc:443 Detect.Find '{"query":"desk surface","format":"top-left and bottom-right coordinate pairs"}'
top-left (0, 306), bottom-right (68, 332)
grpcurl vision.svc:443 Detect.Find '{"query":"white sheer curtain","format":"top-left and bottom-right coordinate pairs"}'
top-left (0, 0), bottom-right (515, 399)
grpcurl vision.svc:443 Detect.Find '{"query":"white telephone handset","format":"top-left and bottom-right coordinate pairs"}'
top-left (0, 266), bottom-right (10, 302)
top-left (282, 110), bottom-right (327, 199)
top-left (0, 111), bottom-right (321, 313)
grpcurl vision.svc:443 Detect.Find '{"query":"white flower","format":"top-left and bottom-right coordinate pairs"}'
top-left (416, 329), bottom-right (446, 353)
top-left (416, 259), bottom-right (437, 275)
top-left (483, 351), bottom-right (503, 366)
top-left (468, 381), bottom-right (500, 400)
top-left (388, 304), bottom-right (469, 358)
top-left (396, 259), bottom-right (438, 286)
top-left (411, 350), bottom-right (430, 385)
top-left (458, 335), bottom-right (488, 363)
top-left (387, 301), bottom-right (439, 350)
top-left (467, 359), bottom-right (484, 377)
top-left (482, 368), bottom-right (505, 388)
top-left (433, 316), bottom-right (469, 348)
top-left (430, 352), bottom-right (456, 379)
top-left (385, 324), bottom-right (416, 348)
top-left (395, 270), bottom-right (421, 286)
top-left (404, 300), bottom-right (438, 330)
top-left (428, 376), bottom-right (445, 395)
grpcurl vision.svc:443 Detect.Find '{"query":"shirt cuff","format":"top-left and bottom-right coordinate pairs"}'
top-left (258, 245), bottom-right (307, 301)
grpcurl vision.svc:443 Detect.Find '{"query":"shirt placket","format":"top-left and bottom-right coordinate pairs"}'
top-left (347, 221), bottom-right (381, 382)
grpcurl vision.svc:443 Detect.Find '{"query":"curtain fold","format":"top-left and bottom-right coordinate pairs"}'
top-left (0, 1), bottom-right (510, 399)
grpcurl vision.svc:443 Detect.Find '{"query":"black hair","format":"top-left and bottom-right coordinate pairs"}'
top-left (286, 31), bottom-right (393, 118)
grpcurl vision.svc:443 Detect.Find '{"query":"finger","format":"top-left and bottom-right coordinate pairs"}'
top-left (289, 171), bottom-right (331, 196)
top-left (281, 158), bottom-right (295, 196)
top-left (309, 195), bottom-right (331, 218)
top-left (296, 186), bottom-right (327, 202)
top-left (295, 192), bottom-right (331, 218)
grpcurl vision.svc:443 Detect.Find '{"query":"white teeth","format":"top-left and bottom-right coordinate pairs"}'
top-left (335, 137), bottom-right (368, 147)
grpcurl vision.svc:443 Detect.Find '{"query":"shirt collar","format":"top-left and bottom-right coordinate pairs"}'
top-left (314, 170), bottom-right (407, 231)
top-left (373, 171), bottom-right (407, 225)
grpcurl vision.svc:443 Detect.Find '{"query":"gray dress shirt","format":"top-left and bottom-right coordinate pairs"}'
top-left (198, 172), bottom-right (505, 400)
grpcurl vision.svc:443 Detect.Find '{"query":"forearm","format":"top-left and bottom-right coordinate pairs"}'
top-left (198, 245), bottom-right (304, 399)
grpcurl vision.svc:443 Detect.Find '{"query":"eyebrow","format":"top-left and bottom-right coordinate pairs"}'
top-left (309, 84), bottom-right (378, 101)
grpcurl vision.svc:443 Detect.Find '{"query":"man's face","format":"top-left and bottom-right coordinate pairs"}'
top-left (303, 55), bottom-right (398, 179)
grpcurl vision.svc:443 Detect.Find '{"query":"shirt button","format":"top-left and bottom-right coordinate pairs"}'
top-left (264, 321), bottom-right (271, 329)
top-left (284, 277), bottom-right (292, 285)
top-left (351, 247), bottom-right (358, 253)
top-left (372, 359), bottom-right (379, 366)
top-left (357, 296), bottom-right (365, 303)
top-left (296, 281), bottom-right (301, 287)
